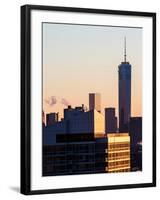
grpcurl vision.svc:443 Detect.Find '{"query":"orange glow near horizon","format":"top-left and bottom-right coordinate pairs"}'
top-left (43, 23), bottom-right (142, 120)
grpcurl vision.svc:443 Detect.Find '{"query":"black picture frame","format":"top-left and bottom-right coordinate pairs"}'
top-left (21, 4), bottom-right (156, 195)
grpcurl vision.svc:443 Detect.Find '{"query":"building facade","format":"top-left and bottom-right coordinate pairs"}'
top-left (43, 134), bottom-right (108, 176)
top-left (43, 104), bottom-right (131, 176)
top-left (64, 105), bottom-right (85, 120)
top-left (107, 133), bottom-right (131, 173)
top-left (43, 132), bottom-right (131, 175)
top-left (43, 108), bottom-right (105, 145)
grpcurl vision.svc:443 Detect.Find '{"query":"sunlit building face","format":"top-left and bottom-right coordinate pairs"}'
top-left (107, 133), bottom-right (131, 173)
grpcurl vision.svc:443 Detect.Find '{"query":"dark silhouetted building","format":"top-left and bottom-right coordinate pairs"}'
top-left (135, 142), bottom-right (142, 171)
top-left (43, 109), bottom-right (105, 145)
top-left (43, 108), bottom-right (106, 176)
top-left (43, 103), bottom-right (131, 176)
top-left (43, 134), bottom-right (108, 176)
top-left (105, 108), bottom-right (117, 133)
top-left (129, 117), bottom-right (142, 171)
top-left (46, 112), bottom-right (59, 126)
top-left (64, 105), bottom-right (85, 120)
top-left (89, 93), bottom-right (101, 113)
top-left (130, 117), bottom-right (142, 147)
top-left (118, 38), bottom-right (131, 132)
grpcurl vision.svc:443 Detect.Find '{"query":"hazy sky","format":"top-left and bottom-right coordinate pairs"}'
top-left (43, 23), bottom-right (142, 119)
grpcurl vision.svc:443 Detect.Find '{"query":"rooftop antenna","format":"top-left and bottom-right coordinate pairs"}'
top-left (124, 36), bottom-right (127, 62)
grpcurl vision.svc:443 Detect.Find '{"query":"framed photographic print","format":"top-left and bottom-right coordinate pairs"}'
top-left (21, 4), bottom-right (156, 195)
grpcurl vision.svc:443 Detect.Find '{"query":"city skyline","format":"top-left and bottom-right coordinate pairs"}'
top-left (43, 23), bottom-right (142, 119)
top-left (42, 23), bottom-right (142, 175)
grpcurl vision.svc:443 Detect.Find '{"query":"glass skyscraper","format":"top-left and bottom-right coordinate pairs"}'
top-left (118, 38), bottom-right (131, 132)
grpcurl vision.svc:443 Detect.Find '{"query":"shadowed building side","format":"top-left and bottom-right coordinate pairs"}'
top-left (105, 108), bottom-right (117, 133)
top-left (129, 117), bottom-right (142, 171)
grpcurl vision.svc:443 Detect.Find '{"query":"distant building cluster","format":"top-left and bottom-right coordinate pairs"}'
top-left (43, 38), bottom-right (142, 176)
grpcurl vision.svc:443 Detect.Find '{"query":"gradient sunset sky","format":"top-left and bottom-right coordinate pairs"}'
top-left (43, 23), bottom-right (142, 119)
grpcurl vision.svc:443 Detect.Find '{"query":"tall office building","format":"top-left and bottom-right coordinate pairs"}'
top-left (105, 108), bottom-right (117, 133)
top-left (118, 37), bottom-right (131, 132)
top-left (89, 93), bottom-right (101, 113)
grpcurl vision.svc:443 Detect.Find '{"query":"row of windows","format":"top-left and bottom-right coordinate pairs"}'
top-left (108, 143), bottom-right (130, 149)
top-left (44, 143), bottom-right (130, 156)
top-left (108, 160), bottom-right (130, 167)
top-left (108, 156), bottom-right (130, 162)
top-left (44, 144), bottom-right (96, 152)
top-left (44, 163), bottom-right (99, 172)
top-left (108, 162), bottom-right (130, 169)
top-left (108, 147), bottom-right (130, 152)
top-left (108, 169), bottom-right (130, 173)
top-left (44, 152), bottom-right (107, 163)
top-left (108, 152), bottom-right (130, 158)
top-left (44, 148), bottom-right (107, 157)
top-left (43, 165), bottom-right (130, 175)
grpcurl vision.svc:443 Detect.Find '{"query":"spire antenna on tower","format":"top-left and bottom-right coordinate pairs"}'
top-left (124, 36), bottom-right (127, 62)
